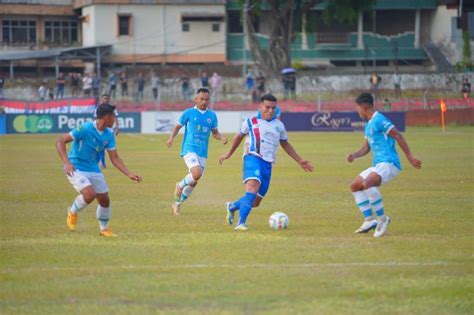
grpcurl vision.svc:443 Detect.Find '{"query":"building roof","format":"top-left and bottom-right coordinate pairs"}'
top-left (0, 45), bottom-right (111, 61)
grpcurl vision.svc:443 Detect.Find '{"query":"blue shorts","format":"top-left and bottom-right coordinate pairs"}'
top-left (243, 154), bottom-right (272, 198)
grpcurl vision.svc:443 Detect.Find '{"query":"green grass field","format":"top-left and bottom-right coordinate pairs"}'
top-left (1, 127), bottom-right (473, 314)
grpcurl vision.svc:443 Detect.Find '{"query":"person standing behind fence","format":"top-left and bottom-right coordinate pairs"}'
top-left (370, 71), bottom-right (382, 101)
top-left (151, 71), bottom-right (160, 101)
top-left (108, 72), bottom-right (117, 99)
top-left (201, 72), bottom-right (209, 88)
top-left (461, 77), bottom-right (471, 99)
top-left (70, 73), bottom-right (80, 97)
top-left (120, 72), bottom-right (128, 97)
top-left (135, 72), bottom-right (145, 102)
top-left (210, 72), bottom-right (222, 103)
top-left (392, 70), bottom-right (402, 99)
top-left (245, 70), bottom-right (255, 102)
top-left (55, 72), bottom-right (66, 99)
top-left (82, 73), bottom-right (92, 97)
top-left (256, 72), bottom-right (266, 100)
top-left (0, 74), bottom-right (4, 99)
top-left (38, 81), bottom-right (47, 101)
top-left (92, 73), bottom-right (100, 98)
top-left (181, 75), bottom-right (190, 101)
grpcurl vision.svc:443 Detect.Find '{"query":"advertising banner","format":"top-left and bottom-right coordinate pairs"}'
top-left (0, 98), bottom-right (96, 114)
top-left (6, 113), bottom-right (141, 134)
top-left (281, 112), bottom-right (405, 132)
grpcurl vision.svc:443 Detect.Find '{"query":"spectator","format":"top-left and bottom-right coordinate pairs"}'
top-left (151, 71), bottom-right (160, 101)
top-left (55, 72), bottom-right (65, 99)
top-left (70, 73), bottom-right (80, 97)
top-left (210, 72), bottom-right (222, 102)
top-left (82, 73), bottom-right (92, 96)
top-left (181, 75), bottom-right (190, 101)
top-left (256, 72), bottom-right (266, 100)
top-left (120, 72), bottom-right (128, 97)
top-left (201, 72), bottom-right (209, 88)
top-left (392, 70), bottom-right (402, 99)
top-left (383, 98), bottom-right (392, 111)
top-left (0, 74), bottom-right (4, 99)
top-left (135, 72), bottom-right (145, 102)
top-left (245, 69), bottom-right (255, 102)
top-left (108, 72), bottom-right (117, 98)
top-left (461, 77), bottom-right (471, 99)
top-left (38, 81), bottom-right (47, 101)
top-left (91, 72), bottom-right (100, 97)
top-left (48, 84), bottom-right (54, 100)
top-left (369, 71), bottom-right (382, 101)
top-left (283, 73), bottom-right (297, 101)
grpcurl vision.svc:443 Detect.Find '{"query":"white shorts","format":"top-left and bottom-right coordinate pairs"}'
top-left (67, 170), bottom-right (109, 194)
top-left (183, 152), bottom-right (207, 172)
top-left (359, 162), bottom-right (400, 185)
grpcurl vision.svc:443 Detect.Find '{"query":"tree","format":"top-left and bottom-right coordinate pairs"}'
top-left (242, 0), bottom-right (376, 77)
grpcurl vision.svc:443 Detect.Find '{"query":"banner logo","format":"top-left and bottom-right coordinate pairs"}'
top-left (13, 115), bottom-right (54, 133)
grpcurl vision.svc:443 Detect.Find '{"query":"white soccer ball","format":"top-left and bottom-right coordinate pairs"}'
top-left (269, 212), bottom-right (289, 230)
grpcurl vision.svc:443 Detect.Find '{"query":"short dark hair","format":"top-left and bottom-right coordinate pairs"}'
top-left (196, 87), bottom-right (210, 95)
top-left (96, 103), bottom-right (116, 118)
top-left (101, 93), bottom-right (110, 98)
top-left (260, 93), bottom-right (277, 103)
top-left (356, 93), bottom-right (374, 107)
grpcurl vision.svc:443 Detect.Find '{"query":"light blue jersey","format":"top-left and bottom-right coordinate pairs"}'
top-left (256, 105), bottom-right (281, 120)
top-left (68, 121), bottom-right (116, 173)
top-left (179, 107), bottom-right (218, 158)
top-left (365, 111), bottom-right (401, 170)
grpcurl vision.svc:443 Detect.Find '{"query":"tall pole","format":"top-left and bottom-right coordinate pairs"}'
top-left (242, 0), bottom-right (249, 76)
top-left (372, 9), bottom-right (376, 69)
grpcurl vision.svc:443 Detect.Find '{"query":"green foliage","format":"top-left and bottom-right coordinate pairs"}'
top-left (291, 59), bottom-right (307, 70)
top-left (323, 0), bottom-right (376, 24)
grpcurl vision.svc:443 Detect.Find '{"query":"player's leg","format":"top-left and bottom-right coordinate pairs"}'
top-left (173, 154), bottom-right (205, 215)
top-left (234, 179), bottom-right (259, 230)
top-left (66, 171), bottom-right (96, 231)
top-left (351, 169), bottom-right (377, 234)
top-left (364, 163), bottom-right (400, 237)
top-left (90, 173), bottom-right (116, 237)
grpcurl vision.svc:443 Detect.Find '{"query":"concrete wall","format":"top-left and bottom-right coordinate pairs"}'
top-left (81, 4), bottom-right (225, 61)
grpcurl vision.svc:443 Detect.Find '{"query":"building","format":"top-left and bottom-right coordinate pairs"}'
top-left (0, 0), bottom-right (472, 75)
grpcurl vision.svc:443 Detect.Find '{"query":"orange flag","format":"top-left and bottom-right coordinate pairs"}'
top-left (440, 99), bottom-right (447, 113)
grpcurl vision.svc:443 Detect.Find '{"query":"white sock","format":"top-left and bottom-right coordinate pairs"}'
top-left (365, 187), bottom-right (385, 220)
top-left (70, 195), bottom-right (88, 214)
top-left (96, 205), bottom-right (111, 231)
top-left (352, 191), bottom-right (374, 221)
top-left (177, 185), bottom-right (194, 205)
top-left (178, 173), bottom-right (196, 189)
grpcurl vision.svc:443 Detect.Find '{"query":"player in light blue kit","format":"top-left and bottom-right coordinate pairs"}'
top-left (56, 104), bottom-right (142, 237)
top-left (347, 93), bottom-right (421, 237)
top-left (167, 88), bottom-right (228, 215)
top-left (219, 94), bottom-right (313, 231)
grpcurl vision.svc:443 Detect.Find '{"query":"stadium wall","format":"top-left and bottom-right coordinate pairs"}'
top-left (406, 108), bottom-right (474, 126)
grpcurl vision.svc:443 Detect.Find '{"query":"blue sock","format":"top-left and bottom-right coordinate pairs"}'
top-left (237, 192), bottom-right (257, 225)
top-left (229, 200), bottom-right (240, 212)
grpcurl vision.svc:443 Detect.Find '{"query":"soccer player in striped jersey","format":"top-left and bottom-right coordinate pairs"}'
top-left (347, 93), bottom-right (421, 237)
top-left (167, 88), bottom-right (228, 215)
top-left (219, 94), bottom-right (313, 231)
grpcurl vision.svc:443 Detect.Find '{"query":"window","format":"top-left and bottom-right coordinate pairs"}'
top-left (44, 20), bottom-right (78, 44)
top-left (118, 15), bottom-right (131, 36)
top-left (2, 20), bottom-right (36, 44)
top-left (182, 23), bottom-right (190, 32)
top-left (212, 23), bottom-right (220, 32)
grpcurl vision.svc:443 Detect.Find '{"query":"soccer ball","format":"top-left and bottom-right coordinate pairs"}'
top-left (268, 212), bottom-right (289, 230)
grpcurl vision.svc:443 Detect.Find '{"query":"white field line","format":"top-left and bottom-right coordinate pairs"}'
top-left (0, 261), bottom-right (455, 274)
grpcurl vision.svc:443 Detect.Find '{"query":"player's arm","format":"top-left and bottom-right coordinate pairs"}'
top-left (388, 127), bottom-right (422, 169)
top-left (55, 133), bottom-right (75, 176)
top-left (166, 124), bottom-right (183, 147)
top-left (346, 139), bottom-right (370, 162)
top-left (108, 149), bottom-right (142, 182)
top-left (211, 128), bottom-right (228, 145)
top-left (279, 140), bottom-right (314, 172)
top-left (114, 117), bottom-right (119, 136)
top-left (218, 133), bottom-right (245, 164)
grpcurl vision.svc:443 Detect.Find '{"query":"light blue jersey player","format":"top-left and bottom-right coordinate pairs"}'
top-left (347, 93), bottom-right (421, 237)
top-left (94, 93), bottom-right (119, 168)
top-left (56, 104), bottom-right (141, 237)
top-left (166, 87), bottom-right (228, 215)
top-left (219, 94), bottom-right (314, 231)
